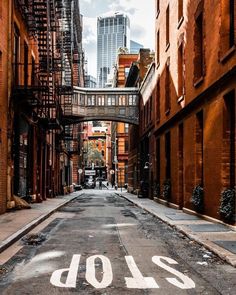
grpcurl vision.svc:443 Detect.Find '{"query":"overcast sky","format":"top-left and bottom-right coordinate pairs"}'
top-left (80, 0), bottom-right (155, 78)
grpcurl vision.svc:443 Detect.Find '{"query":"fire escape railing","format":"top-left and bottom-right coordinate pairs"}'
top-left (13, 0), bottom-right (84, 156)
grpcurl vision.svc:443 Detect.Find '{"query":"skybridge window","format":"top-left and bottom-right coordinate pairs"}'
top-left (87, 95), bottom-right (95, 106)
top-left (98, 95), bottom-right (105, 105)
top-left (111, 95), bottom-right (116, 105)
top-left (107, 95), bottom-right (116, 106)
top-left (129, 95), bottom-right (137, 105)
top-left (80, 94), bottom-right (85, 105)
top-left (119, 95), bottom-right (126, 106)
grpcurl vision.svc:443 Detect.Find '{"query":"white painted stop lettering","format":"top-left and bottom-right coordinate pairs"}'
top-left (85, 255), bottom-right (113, 289)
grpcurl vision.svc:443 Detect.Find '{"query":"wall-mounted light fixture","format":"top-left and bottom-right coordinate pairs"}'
top-left (144, 162), bottom-right (152, 169)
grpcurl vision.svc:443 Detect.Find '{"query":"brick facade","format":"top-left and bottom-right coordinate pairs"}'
top-left (0, 1), bottom-right (84, 214)
top-left (0, 0), bottom-right (10, 213)
top-left (125, 50), bottom-right (154, 194)
top-left (138, 0), bottom-right (236, 223)
top-left (113, 54), bottom-right (139, 186)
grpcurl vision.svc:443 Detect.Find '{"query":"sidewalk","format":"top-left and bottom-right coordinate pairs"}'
top-left (116, 191), bottom-right (236, 267)
top-left (0, 192), bottom-right (83, 254)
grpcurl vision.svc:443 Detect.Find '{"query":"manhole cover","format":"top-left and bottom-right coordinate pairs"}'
top-left (213, 241), bottom-right (236, 254)
top-left (187, 224), bottom-right (231, 232)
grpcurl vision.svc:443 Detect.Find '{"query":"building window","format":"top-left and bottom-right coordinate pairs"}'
top-left (13, 24), bottom-right (20, 85)
top-left (195, 111), bottom-right (204, 186)
top-left (165, 132), bottom-right (171, 180)
top-left (178, 0), bottom-right (184, 23)
top-left (178, 42), bottom-right (184, 98)
top-left (156, 0), bottom-right (160, 17)
top-left (149, 96), bottom-right (153, 121)
top-left (124, 35), bottom-right (127, 47)
top-left (31, 56), bottom-right (35, 86)
top-left (98, 95), bottom-right (105, 106)
top-left (119, 95), bottom-right (125, 106)
top-left (0, 0), bottom-right (2, 18)
top-left (229, 0), bottom-right (235, 47)
top-left (125, 123), bottom-right (129, 133)
top-left (156, 137), bottom-right (161, 186)
top-left (165, 61), bottom-right (171, 114)
top-left (166, 5), bottom-right (170, 49)
top-left (222, 91), bottom-right (235, 188)
top-left (144, 105), bottom-right (147, 127)
top-left (125, 139), bottom-right (129, 152)
top-left (157, 30), bottom-right (160, 66)
top-left (156, 79), bottom-right (160, 122)
top-left (24, 41), bottom-right (28, 87)
top-left (124, 67), bottom-right (130, 78)
top-left (129, 95), bottom-right (136, 106)
top-left (194, 10), bottom-right (204, 84)
top-left (146, 102), bottom-right (149, 125)
top-left (0, 51), bottom-right (2, 90)
top-left (140, 110), bottom-right (143, 131)
top-left (178, 123), bottom-right (184, 208)
top-left (220, 0), bottom-right (235, 60)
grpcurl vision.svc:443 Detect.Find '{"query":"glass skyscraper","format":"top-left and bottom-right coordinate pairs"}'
top-left (97, 13), bottom-right (130, 87)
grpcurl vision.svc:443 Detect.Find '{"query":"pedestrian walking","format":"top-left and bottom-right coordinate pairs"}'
top-left (99, 180), bottom-right (102, 190)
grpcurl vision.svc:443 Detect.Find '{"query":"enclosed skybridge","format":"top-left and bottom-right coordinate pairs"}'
top-left (61, 87), bottom-right (140, 125)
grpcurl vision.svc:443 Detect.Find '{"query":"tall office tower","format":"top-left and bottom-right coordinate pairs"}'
top-left (97, 12), bottom-right (130, 87)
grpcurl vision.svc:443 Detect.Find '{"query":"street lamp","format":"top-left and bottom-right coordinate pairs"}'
top-left (144, 162), bottom-right (152, 169)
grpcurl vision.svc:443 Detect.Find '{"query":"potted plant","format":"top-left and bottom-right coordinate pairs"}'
top-left (191, 185), bottom-right (204, 213)
top-left (219, 188), bottom-right (235, 221)
top-left (154, 182), bottom-right (160, 198)
top-left (162, 179), bottom-right (171, 200)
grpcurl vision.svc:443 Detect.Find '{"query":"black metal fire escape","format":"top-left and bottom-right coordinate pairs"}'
top-left (13, 0), bottom-right (84, 161)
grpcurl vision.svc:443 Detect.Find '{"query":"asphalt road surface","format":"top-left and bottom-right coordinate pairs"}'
top-left (0, 190), bottom-right (235, 294)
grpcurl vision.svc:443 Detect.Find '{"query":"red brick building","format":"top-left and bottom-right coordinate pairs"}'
top-left (0, 0), bottom-right (10, 213)
top-left (0, 0), bottom-right (84, 214)
top-left (113, 53), bottom-right (139, 186)
top-left (139, 0), bottom-right (235, 223)
top-left (125, 49), bottom-right (155, 193)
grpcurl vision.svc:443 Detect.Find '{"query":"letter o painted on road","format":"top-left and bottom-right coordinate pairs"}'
top-left (85, 255), bottom-right (113, 289)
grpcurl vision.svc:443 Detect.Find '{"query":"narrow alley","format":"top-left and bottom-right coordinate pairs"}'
top-left (0, 190), bottom-right (235, 294)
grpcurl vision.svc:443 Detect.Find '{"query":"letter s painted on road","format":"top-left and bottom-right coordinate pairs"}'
top-left (152, 256), bottom-right (195, 289)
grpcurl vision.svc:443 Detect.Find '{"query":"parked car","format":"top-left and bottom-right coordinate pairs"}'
top-left (73, 183), bottom-right (83, 191)
top-left (84, 178), bottom-right (95, 189)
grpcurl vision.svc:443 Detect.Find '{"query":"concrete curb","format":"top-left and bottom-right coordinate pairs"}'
top-left (0, 193), bottom-right (83, 254)
top-left (116, 193), bottom-right (236, 268)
